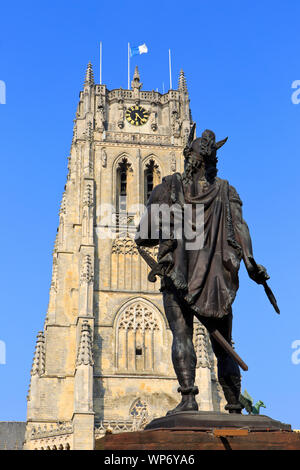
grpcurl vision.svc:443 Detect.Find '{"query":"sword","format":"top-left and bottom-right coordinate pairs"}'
top-left (248, 256), bottom-right (280, 315)
top-left (137, 245), bottom-right (163, 283)
top-left (137, 245), bottom-right (249, 371)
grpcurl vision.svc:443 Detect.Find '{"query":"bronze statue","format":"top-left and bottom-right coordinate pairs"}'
top-left (135, 125), bottom-right (277, 415)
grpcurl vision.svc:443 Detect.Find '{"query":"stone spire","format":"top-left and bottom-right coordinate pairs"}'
top-left (76, 321), bottom-right (94, 366)
top-left (131, 66), bottom-right (142, 90)
top-left (31, 332), bottom-right (45, 376)
top-left (84, 62), bottom-right (94, 86)
top-left (178, 69), bottom-right (188, 93)
top-left (195, 323), bottom-right (211, 369)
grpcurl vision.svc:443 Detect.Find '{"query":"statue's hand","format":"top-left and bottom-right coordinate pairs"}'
top-left (248, 264), bottom-right (270, 285)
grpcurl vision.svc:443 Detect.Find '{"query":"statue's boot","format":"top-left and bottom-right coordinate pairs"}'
top-left (219, 375), bottom-right (243, 414)
top-left (166, 386), bottom-right (199, 416)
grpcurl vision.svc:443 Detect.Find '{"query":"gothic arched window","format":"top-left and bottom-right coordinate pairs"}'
top-left (115, 301), bottom-right (162, 373)
top-left (144, 159), bottom-right (160, 204)
top-left (116, 157), bottom-right (132, 213)
top-left (129, 398), bottom-right (149, 426)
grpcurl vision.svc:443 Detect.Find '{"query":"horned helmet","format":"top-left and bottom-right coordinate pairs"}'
top-left (183, 124), bottom-right (228, 161)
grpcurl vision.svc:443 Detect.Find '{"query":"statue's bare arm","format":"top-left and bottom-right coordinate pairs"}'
top-left (229, 186), bottom-right (269, 284)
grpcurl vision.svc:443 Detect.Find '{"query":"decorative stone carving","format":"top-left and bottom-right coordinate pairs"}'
top-left (76, 320), bottom-right (94, 367)
top-left (59, 192), bottom-right (66, 215)
top-left (111, 237), bottom-right (138, 255)
top-left (85, 121), bottom-right (93, 141)
top-left (178, 69), bottom-right (188, 94)
top-left (194, 322), bottom-right (211, 369)
top-left (130, 398), bottom-right (149, 419)
top-left (171, 110), bottom-right (181, 137)
top-left (131, 66), bottom-right (142, 93)
top-left (101, 148), bottom-right (107, 167)
top-left (84, 62), bottom-right (94, 87)
top-left (145, 158), bottom-right (161, 179)
top-left (150, 101), bottom-right (158, 131)
top-left (117, 99), bottom-right (125, 129)
top-left (95, 414), bottom-right (153, 437)
top-left (97, 102), bottom-right (105, 132)
top-left (170, 152), bottom-right (176, 173)
top-left (83, 183), bottom-right (93, 207)
top-left (80, 255), bottom-right (94, 285)
top-left (118, 303), bottom-right (159, 331)
top-left (31, 332), bottom-right (45, 376)
top-left (31, 422), bottom-right (73, 439)
top-left (105, 131), bottom-right (171, 145)
top-left (116, 301), bottom-right (162, 371)
top-left (129, 398), bottom-right (150, 429)
top-left (184, 126), bottom-right (190, 144)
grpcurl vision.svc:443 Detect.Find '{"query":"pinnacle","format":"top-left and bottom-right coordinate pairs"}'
top-left (76, 320), bottom-right (94, 366)
top-left (131, 66), bottom-right (142, 90)
top-left (84, 61), bottom-right (94, 86)
top-left (133, 66), bottom-right (140, 81)
top-left (31, 331), bottom-right (45, 376)
top-left (178, 69), bottom-right (188, 93)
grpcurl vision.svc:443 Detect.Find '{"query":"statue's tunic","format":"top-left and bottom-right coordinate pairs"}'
top-left (136, 173), bottom-right (253, 319)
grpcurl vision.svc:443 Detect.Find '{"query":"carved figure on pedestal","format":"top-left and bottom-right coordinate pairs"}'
top-left (136, 125), bottom-right (277, 416)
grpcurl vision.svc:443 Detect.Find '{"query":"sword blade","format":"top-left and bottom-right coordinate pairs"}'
top-left (263, 282), bottom-right (280, 314)
top-left (248, 256), bottom-right (280, 315)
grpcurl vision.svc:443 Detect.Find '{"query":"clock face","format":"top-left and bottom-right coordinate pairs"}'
top-left (125, 105), bottom-right (149, 126)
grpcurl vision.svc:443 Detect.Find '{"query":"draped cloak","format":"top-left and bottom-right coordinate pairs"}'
top-left (135, 172), bottom-right (253, 319)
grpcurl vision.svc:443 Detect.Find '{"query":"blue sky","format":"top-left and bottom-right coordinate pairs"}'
top-left (0, 0), bottom-right (300, 428)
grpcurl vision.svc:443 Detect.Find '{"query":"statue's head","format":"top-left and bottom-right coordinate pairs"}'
top-left (184, 124), bottom-right (228, 161)
top-left (182, 124), bottom-right (228, 183)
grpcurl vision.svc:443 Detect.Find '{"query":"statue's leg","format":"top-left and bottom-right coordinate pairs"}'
top-left (163, 289), bottom-right (198, 415)
top-left (208, 311), bottom-right (243, 414)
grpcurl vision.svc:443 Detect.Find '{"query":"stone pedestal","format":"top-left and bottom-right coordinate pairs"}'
top-left (95, 412), bottom-right (300, 450)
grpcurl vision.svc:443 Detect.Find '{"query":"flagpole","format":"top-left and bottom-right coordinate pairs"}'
top-left (128, 43), bottom-right (130, 89)
top-left (169, 49), bottom-right (173, 90)
top-left (100, 41), bottom-right (102, 84)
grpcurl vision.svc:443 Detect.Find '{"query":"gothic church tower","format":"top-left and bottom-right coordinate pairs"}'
top-left (24, 64), bottom-right (225, 450)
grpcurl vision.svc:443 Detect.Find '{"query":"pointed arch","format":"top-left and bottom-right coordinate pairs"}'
top-left (114, 297), bottom-right (166, 373)
top-left (142, 155), bottom-right (162, 204)
top-left (112, 152), bottom-right (135, 212)
top-left (113, 297), bottom-right (167, 328)
top-left (110, 235), bottom-right (159, 292)
top-left (129, 397), bottom-right (150, 426)
top-left (142, 153), bottom-right (163, 170)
